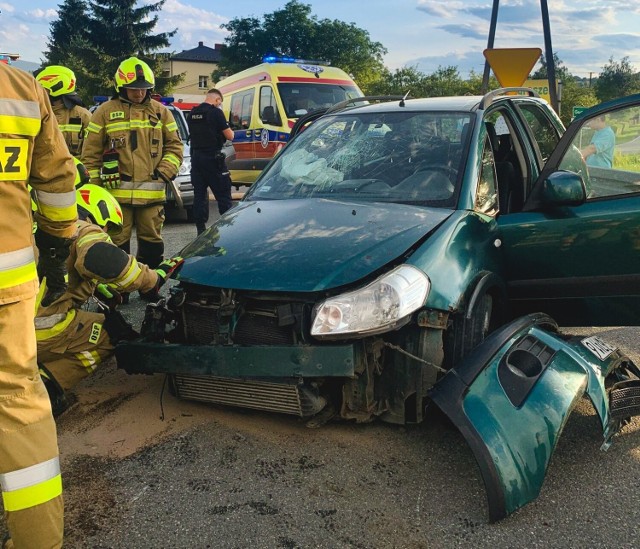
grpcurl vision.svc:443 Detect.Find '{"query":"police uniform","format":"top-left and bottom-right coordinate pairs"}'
top-left (36, 220), bottom-right (159, 390)
top-left (188, 102), bottom-right (233, 232)
top-left (0, 62), bottom-right (77, 549)
top-left (82, 97), bottom-right (183, 268)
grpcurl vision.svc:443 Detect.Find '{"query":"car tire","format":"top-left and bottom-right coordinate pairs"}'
top-left (185, 207), bottom-right (194, 222)
top-left (447, 292), bottom-right (495, 369)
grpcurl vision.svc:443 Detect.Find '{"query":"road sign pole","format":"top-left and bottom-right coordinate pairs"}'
top-left (540, 0), bottom-right (558, 112)
top-left (481, 0), bottom-right (500, 94)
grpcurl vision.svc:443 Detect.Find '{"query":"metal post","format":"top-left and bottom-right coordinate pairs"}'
top-left (540, 0), bottom-right (558, 112)
top-left (481, 0), bottom-right (500, 93)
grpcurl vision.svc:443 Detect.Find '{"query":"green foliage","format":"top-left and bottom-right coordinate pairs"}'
top-left (558, 79), bottom-right (597, 125)
top-left (214, 0), bottom-right (386, 88)
top-left (531, 52), bottom-right (572, 82)
top-left (43, 0), bottom-right (181, 102)
top-left (365, 66), bottom-right (495, 98)
top-left (594, 57), bottom-right (640, 103)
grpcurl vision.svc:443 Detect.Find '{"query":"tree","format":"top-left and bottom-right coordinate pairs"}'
top-left (215, 1), bottom-right (386, 89)
top-left (44, 0), bottom-right (181, 101)
top-left (43, 0), bottom-right (91, 66)
top-left (531, 52), bottom-right (572, 83)
top-left (594, 57), bottom-right (640, 102)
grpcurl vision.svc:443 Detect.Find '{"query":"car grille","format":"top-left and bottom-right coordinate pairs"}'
top-left (234, 311), bottom-right (294, 345)
top-left (184, 299), bottom-right (225, 344)
top-left (182, 290), bottom-right (302, 345)
top-left (171, 375), bottom-right (326, 417)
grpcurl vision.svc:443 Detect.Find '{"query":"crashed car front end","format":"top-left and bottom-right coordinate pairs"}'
top-left (117, 261), bottom-right (443, 425)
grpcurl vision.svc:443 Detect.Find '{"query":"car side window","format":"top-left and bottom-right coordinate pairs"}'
top-left (518, 104), bottom-right (561, 164)
top-left (259, 86), bottom-right (281, 126)
top-left (475, 138), bottom-right (499, 216)
top-left (229, 89), bottom-right (254, 130)
top-left (558, 105), bottom-right (640, 199)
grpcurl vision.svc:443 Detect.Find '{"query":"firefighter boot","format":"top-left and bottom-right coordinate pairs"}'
top-left (38, 364), bottom-right (75, 417)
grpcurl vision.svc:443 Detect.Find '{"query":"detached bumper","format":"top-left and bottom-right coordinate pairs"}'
top-left (115, 341), bottom-right (356, 378)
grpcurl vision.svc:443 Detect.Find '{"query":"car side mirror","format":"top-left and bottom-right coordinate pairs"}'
top-left (541, 171), bottom-right (587, 207)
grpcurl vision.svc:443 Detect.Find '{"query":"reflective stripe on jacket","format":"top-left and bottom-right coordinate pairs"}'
top-left (0, 456), bottom-right (63, 511)
top-left (52, 102), bottom-right (91, 156)
top-left (81, 97), bottom-right (183, 207)
top-left (35, 220), bottom-right (159, 322)
top-left (0, 63), bottom-right (77, 304)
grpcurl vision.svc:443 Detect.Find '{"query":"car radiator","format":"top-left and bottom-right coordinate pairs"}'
top-left (176, 292), bottom-right (325, 416)
top-left (171, 375), bottom-right (326, 417)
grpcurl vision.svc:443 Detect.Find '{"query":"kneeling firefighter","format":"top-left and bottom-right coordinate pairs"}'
top-left (35, 184), bottom-right (184, 415)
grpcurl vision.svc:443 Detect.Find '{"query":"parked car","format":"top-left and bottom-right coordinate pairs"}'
top-left (117, 89), bottom-right (640, 520)
top-left (165, 104), bottom-right (194, 219)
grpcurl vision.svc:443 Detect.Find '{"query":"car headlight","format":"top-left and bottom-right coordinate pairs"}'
top-left (311, 265), bottom-right (430, 338)
top-left (178, 156), bottom-right (191, 176)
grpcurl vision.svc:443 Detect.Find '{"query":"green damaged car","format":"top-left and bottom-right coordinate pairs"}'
top-left (117, 89), bottom-right (640, 520)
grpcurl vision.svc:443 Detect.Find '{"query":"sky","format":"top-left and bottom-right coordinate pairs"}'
top-left (2, 0), bottom-right (640, 79)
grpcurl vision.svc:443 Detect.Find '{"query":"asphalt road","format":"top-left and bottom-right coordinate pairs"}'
top-left (4, 200), bottom-right (640, 548)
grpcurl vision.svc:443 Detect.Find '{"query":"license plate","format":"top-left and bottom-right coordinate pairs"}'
top-left (581, 336), bottom-right (617, 361)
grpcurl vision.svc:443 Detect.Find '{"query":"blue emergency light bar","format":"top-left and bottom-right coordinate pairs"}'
top-left (262, 55), bottom-right (330, 66)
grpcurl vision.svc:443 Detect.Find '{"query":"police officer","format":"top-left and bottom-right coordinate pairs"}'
top-left (36, 65), bottom-right (92, 157)
top-left (188, 88), bottom-right (235, 235)
top-left (36, 184), bottom-right (183, 415)
top-left (82, 57), bottom-right (183, 291)
top-left (0, 62), bottom-right (77, 549)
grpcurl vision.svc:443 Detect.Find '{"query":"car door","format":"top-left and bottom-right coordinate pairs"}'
top-left (228, 88), bottom-right (256, 165)
top-left (498, 93), bottom-right (640, 326)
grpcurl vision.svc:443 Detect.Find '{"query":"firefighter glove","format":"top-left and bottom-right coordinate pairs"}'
top-left (155, 256), bottom-right (185, 288)
top-left (35, 229), bottom-right (73, 306)
top-left (101, 149), bottom-right (121, 189)
top-left (95, 283), bottom-right (123, 309)
top-left (103, 308), bottom-right (139, 343)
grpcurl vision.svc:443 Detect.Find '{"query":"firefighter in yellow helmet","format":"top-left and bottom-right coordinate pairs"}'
top-left (0, 62), bottom-right (77, 548)
top-left (36, 65), bottom-right (92, 157)
top-left (36, 184), bottom-right (183, 415)
top-left (81, 57), bottom-right (183, 301)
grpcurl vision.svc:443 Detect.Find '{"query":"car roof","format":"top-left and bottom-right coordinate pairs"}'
top-left (336, 96), bottom-right (483, 115)
top-left (329, 90), bottom-right (548, 116)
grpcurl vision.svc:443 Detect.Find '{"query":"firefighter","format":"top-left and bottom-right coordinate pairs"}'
top-left (36, 65), bottom-right (92, 157)
top-left (0, 62), bottom-right (77, 548)
top-left (81, 56), bottom-right (183, 299)
top-left (35, 184), bottom-right (184, 415)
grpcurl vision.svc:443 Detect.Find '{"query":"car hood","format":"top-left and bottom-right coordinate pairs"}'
top-left (177, 199), bottom-right (452, 292)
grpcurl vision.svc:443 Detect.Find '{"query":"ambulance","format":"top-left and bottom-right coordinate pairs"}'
top-left (216, 56), bottom-right (363, 184)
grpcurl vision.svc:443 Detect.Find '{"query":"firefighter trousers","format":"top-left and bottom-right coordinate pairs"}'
top-left (37, 310), bottom-right (114, 391)
top-left (112, 204), bottom-right (165, 268)
top-left (0, 296), bottom-right (64, 549)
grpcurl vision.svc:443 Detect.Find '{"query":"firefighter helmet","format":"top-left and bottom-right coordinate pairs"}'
top-left (36, 65), bottom-right (77, 97)
top-left (76, 184), bottom-right (123, 234)
top-left (114, 57), bottom-right (155, 91)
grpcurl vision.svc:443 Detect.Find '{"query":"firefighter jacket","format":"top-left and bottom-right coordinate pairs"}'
top-left (82, 97), bottom-right (183, 206)
top-left (0, 63), bottom-right (78, 306)
top-left (52, 101), bottom-right (91, 157)
top-left (35, 220), bottom-right (159, 335)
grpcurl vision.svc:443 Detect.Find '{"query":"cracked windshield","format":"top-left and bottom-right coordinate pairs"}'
top-left (246, 110), bottom-right (472, 207)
